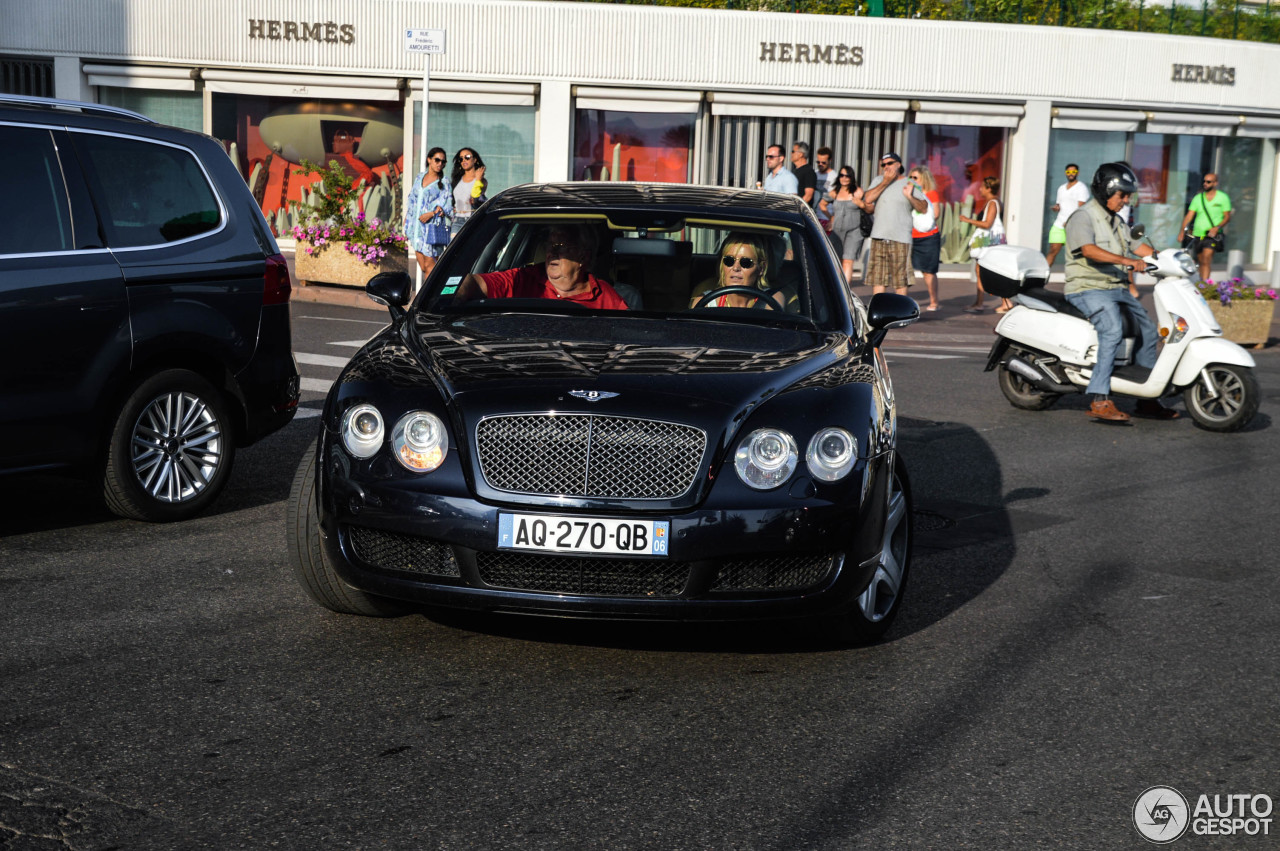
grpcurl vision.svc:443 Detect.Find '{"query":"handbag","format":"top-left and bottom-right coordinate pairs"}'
top-left (968, 200), bottom-right (1005, 258)
top-left (1194, 194), bottom-right (1226, 252)
top-left (425, 211), bottom-right (450, 245)
top-left (911, 197), bottom-right (936, 233)
top-left (859, 209), bottom-right (874, 238)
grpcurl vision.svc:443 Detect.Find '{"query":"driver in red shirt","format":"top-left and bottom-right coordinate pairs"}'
top-left (455, 224), bottom-right (629, 310)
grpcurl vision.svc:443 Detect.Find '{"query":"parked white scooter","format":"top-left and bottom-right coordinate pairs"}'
top-left (979, 232), bottom-right (1260, 431)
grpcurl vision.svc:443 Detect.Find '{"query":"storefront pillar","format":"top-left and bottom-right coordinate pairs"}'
top-left (1006, 99), bottom-right (1051, 253)
top-left (54, 56), bottom-right (91, 102)
top-left (535, 80), bottom-right (572, 183)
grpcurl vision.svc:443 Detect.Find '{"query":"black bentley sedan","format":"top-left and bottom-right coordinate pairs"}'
top-left (287, 183), bottom-right (919, 643)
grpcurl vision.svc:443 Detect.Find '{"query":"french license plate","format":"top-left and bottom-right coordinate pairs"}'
top-left (498, 513), bottom-right (670, 557)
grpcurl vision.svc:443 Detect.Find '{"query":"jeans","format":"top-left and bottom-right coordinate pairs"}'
top-left (1064, 287), bottom-right (1159, 396)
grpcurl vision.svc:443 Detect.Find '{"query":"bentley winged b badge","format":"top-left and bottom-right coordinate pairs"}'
top-left (568, 390), bottom-right (619, 402)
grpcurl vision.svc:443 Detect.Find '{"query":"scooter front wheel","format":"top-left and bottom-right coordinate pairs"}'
top-left (1183, 363), bottom-right (1259, 432)
top-left (998, 364), bottom-right (1061, 411)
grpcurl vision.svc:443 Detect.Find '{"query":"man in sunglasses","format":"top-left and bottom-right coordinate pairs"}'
top-left (455, 224), bottom-right (629, 310)
top-left (1046, 163), bottom-right (1089, 267)
top-left (861, 152), bottom-right (928, 295)
top-left (1178, 173), bottom-right (1232, 282)
top-left (762, 144), bottom-right (799, 195)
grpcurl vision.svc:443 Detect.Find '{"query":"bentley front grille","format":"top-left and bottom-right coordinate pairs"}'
top-left (476, 414), bottom-right (706, 499)
top-left (476, 551), bottom-right (690, 597)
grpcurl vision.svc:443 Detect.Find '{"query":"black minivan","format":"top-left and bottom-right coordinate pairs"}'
top-left (0, 95), bottom-right (299, 521)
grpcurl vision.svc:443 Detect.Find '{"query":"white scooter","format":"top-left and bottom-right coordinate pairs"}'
top-left (979, 232), bottom-right (1260, 431)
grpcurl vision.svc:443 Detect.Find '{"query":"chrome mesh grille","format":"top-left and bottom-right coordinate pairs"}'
top-left (476, 551), bottom-right (689, 597)
top-left (347, 526), bottom-right (461, 578)
top-left (711, 554), bottom-right (837, 591)
top-left (476, 414), bottom-right (705, 499)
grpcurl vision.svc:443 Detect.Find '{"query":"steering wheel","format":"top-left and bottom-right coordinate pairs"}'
top-left (693, 286), bottom-right (783, 311)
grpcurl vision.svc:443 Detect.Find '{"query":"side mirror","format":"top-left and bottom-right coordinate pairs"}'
top-left (865, 292), bottom-right (919, 347)
top-left (1130, 224), bottom-right (1146, 240)
top-left (366, 271), bottom-right (411, 308)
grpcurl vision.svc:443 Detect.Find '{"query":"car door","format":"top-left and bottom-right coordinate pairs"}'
top-left (0, 123), bottom-right (128, 472)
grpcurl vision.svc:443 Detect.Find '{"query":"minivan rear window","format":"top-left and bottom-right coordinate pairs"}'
top-left (72, 132), bottom-right (221, 248)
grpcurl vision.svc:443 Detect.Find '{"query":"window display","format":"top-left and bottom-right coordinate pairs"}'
top-left (410, 101), bottom-right (536, 197)
top-left (906, 125), bottom-right (1006, 262)
top-left (211, 94), bottom-right (403, 238)
top-left (572, 109), bottom-right (694, 184)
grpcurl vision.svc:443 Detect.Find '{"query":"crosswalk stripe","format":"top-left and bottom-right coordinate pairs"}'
top-left (296, 352), bottom-right (350, 368)
top-left (330, 340), bottom-right (368, 348)
top-left (883, 352), bottom-right (964, 359)
top-left (301, 377), bottom-right (333, 393)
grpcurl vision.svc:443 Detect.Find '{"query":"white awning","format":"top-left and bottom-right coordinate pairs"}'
top-left (408, 79), bottom-right (537, 107)
top-left (1237, 115), bottom-right (1280, 138)
top-left (574, 86), bottom-right (702, 114)
top-left (1145, 111), bottom-right (1240, 137)
top-left (913, 100), bottom-right (1023, 128)
top-left (200, 69), bottom-right (400, 102)
top-left (1051, 107), bottom-right (1146, 132)
top-left (708, 92), bottom-right (907, 123)
top-left (84, 63), bottom-right (197, 92)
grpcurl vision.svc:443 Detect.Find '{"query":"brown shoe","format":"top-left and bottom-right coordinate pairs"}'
top-left (1134, 399), bottom-right (1181, 420)
top-left (1088, 399), bottom-right (1131, 423)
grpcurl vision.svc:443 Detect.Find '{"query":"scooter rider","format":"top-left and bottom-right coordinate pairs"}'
top-left (1063, 162), bottom-right (1179, 423)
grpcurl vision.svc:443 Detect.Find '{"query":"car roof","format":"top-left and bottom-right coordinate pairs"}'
top-left (487, 182), bottom-right (813, 218)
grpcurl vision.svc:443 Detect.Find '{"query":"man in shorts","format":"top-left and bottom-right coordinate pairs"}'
top-left (1046, 163), bottom-right (1090, 267)
top-left (861, 152), bottom-right (928, 295)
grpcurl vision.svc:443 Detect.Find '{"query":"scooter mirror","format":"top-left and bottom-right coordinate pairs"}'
top-left (1129, 224), bottom-right (1146, 240)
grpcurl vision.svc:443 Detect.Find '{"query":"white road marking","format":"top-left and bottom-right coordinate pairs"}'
top-left (883, 352), bottom-right (964, 360)
top-left (296, 353), bottom-right (350, 368)
top-left (301, 377), bottom-right (333, 393)
top-left (330, 340), bottom-right (368, 348)
top-left (294, 408), bottom-right (323, 419)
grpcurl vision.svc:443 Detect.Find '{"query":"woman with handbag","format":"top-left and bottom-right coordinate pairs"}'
top-left (405, 147), bottom-right (453, 277)
top-left (1178, 173), bottom-right (1231, 282)
top-left (820, 165), bottom-right (868, 286)
top-left (960, 177), bottom-right (1009, 313)
top-left (908, 165), bottom-right (942, 311)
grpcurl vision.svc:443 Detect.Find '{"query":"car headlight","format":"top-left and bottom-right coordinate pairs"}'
top-left (392, 411), bottom-right (448, 472)
top-left (341, 404), bottom-right (384, 459)
top-left (806, 427), bottom-right (857, 482)
top-left (734, 428), bottom-right (798, 490)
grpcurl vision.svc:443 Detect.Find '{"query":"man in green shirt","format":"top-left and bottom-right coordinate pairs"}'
top-left (1178, 173), bottom-right (1232, 282)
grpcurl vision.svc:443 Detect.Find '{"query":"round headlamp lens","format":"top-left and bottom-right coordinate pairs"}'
top-left (734, 428), bottom-right (798, 490)
top-left (393, 411), bottom-right (448, 472)
top-left (806, 427), bottom-right (857, 482)
top-left (341, 404), bottom-right (384, 459)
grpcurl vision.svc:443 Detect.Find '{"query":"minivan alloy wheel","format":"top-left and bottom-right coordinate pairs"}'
top-left (131, 390), bottom-right (223, 502)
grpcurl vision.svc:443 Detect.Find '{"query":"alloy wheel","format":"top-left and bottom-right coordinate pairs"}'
top-left (130, 391), bottom-right (224, 503)
top-left (858, 471), bottom-right (909, 623)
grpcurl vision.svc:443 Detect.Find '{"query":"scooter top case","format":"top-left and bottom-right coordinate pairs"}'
top-left (979, 245), bottom-right (1101, 365)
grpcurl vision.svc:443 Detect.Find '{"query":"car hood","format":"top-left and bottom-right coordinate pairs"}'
top-left (409, 313), bottom-right (848, 419)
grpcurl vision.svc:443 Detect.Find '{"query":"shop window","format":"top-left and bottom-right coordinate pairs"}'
top-left (1043, 129), bottom-right (1128, 254)
top-left (1131, 133), bottom-right (1213, 250)
top-left (410, 101), bottom-right (536, 197)
top-left (211, 94), bottom-right (404, 238)
top-left (572, 109), bottom-right (693, 184)
top-left (1215, 136), bottom-right (1274, 265)
top-left (98, 88), bottom-right (202, 133)
top-left (906, 125), bottom-right (1005, 262)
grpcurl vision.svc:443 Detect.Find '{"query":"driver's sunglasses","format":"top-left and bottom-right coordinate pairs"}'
top-left (722, 255), bottom-right (757, 269)
top-left (545, 241), bottom-right (581, 255)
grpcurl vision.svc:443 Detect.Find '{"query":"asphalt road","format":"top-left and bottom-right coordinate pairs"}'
top-left (1, 301), bottom-right (1277, 850)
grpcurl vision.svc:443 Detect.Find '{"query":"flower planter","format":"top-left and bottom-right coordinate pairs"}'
top-left (1207, 299), bottom-right (1276, 348)
top-left (294, 241), bottom-right (405, 288)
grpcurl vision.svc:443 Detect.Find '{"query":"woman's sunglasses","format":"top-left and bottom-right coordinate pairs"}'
top-left (722, 255), bottom-right (757, 269)
top-left (430, 157), bottom-right (445, 163)
top-left (460, 153), bottom-right (475, 161)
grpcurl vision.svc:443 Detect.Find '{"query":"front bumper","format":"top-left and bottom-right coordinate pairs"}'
top-left (317, 451), bottom-right (894, 621)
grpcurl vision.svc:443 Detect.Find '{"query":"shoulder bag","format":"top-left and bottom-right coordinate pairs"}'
top-left (1195, 194), bottom-right (1226, 253)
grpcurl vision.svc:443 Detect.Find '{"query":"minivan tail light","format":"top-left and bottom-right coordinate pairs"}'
top-left (263, 253), bottom-right (292, 305)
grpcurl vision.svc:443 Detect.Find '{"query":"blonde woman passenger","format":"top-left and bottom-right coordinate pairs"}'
top-left (689, 232), bottom-right (796, 311)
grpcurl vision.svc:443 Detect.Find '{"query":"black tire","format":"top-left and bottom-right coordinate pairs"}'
top-left (286, 441), bottom-right (408, 616)
top-left (820, 458), bottom-right (913, 646)
top-left (1183, 364), bottom-right (1260, 432)
top-left (103, 369), bottom-right (235, 522)
top-left (998, 363), bottom-right (1060, 411)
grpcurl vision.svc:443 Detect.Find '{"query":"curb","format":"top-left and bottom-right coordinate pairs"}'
top-left (291, 283), bottom-right (386, 311)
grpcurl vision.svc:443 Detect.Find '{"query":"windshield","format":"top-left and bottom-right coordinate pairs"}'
top-left (419, 211), bottom-right (842, 330)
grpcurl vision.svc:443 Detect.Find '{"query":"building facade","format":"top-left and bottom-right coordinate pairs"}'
top-left (4, 0), bottom-right (1279, 265)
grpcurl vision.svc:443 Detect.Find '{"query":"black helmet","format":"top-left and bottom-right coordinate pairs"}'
top-left (1090, 162), bottom-right (1138, 205)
